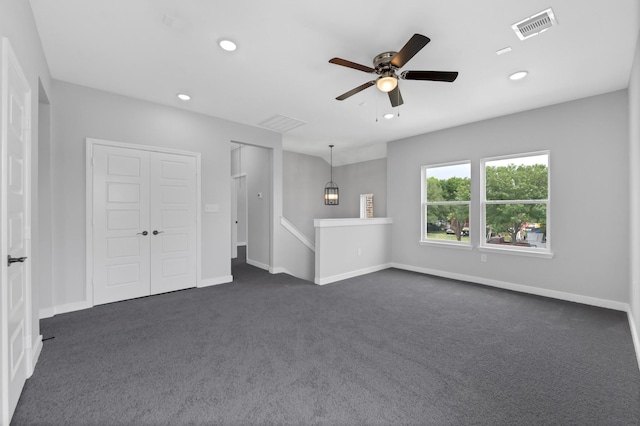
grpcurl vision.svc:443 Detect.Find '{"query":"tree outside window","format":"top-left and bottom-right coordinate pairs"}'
top-left (422, 162), bottom-right (470, 243)
top-left (481, 152), bottom-right (549, 252)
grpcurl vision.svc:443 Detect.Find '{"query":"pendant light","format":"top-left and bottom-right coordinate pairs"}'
top-left (324, 145), bottom-right (339, 205)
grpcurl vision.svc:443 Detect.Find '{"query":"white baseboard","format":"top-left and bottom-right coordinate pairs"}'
top-left (198, 275), bottom-right (233, 287)
top-left (315, 263), bottom-right (392, 285)
top-left (39, 307), bottom-right (54, 319)
top-left (270, 266), bottom-right (291, 275)
top-left (247, 259), bottom-right (270, 271)
top-left (391, 263), bottom-right (629, 312)
top-left (54, 300), bottom-right (92, 316)
top-left (27, 335), bottom-right (42, 378)
top-left (628, 309), bottom-right (640, 372)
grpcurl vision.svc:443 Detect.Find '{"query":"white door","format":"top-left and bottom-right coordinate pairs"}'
top-left (231, 177), bottom-right (238, 259)
top-left (92, 145), bottom-right (197, 305)
top-left (1, 37), bottom-right (32, 425)
top-left (149, 152), bottom-right (196, 295)
top-left (92, 145), bottom-right (151, 305)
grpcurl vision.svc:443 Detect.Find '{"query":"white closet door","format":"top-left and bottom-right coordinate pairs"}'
top-left (93, 146), bottom-right (151, 305)
top-left (1, 37), bottom-right (31, 424)
top-left (149, 152), bottom-right (196, 295)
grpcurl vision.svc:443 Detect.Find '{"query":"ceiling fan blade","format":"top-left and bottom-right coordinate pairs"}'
top-left (401, 70), bottom-right (459, 82)
top-left (336, 81), bottom-right (375, 101)
top-left (388, 86), bottom-right (404, 107)
top-left (391, 34), bottom-right (431, 68)
top-left (329, 58), bottom-right (375, 73)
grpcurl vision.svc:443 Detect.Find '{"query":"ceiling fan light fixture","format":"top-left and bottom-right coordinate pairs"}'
top-left (376, 75), bottom-right (398, 93)
top-left (383, 113), bottom-right (394, 119)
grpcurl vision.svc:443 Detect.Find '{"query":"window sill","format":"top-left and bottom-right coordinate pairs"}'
top-left (420, 240), bottom-right (473, 250)
top-left (478, 245), bottom-right (554, 259)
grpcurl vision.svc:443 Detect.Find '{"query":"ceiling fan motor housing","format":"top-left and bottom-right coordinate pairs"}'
top-left (373, 51), bottom-right (398, 72)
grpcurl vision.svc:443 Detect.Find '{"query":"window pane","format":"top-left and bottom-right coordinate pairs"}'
top-left (485, 154), bottom-right (548, 201)
top-left (485, 203), bottom-right (547, 248)
top-left (425, 163), bottom-right (470, 202)
top-left (425, 204), bottom-right (469, 242)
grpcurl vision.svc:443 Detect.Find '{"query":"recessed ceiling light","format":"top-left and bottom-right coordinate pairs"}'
top-left (219, 39), bottom-right (237, 52)
top-left (383, 113), bottom-right (394, 119)
top-left (177, 93), bottom-right (191, 101)
top-left (509, 71), bottom-right (528, 81)
top-left (496, 46), bottom-right (512, 55)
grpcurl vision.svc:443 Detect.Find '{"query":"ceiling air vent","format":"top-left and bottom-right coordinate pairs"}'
top-left (258, 114), bottom-right (306, 133)
top-left (512, 8), bottom-right (558, 40)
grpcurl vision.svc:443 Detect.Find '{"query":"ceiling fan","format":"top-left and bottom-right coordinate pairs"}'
top-left (329, 33), bottom-right (458, 107)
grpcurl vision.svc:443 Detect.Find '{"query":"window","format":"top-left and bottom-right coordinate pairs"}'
top-left (481, 152), bottom-right (550, 256)
top-left (421, 161), bottom-right (471, 246)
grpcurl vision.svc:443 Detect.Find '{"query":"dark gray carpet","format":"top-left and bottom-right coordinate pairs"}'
top-left (11, 246), bottom-right (640, 425)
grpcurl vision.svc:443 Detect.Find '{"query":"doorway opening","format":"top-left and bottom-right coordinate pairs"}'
top-left (231, 143), bottom-right (271, 271)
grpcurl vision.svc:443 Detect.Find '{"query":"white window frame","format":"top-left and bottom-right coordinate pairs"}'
top-left (479, 151), bottom-right (553, 259)
top-left (420, 160), bottom-right (472, 250)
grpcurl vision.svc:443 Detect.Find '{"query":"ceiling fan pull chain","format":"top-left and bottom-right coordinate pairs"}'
top-left (375, 95), bottom-right (379, 122)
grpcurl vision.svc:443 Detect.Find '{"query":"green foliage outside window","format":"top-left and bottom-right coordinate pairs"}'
top-left (425, 175), bottom-right (470, 242)
top-left (484, 162), bottom-right (548, 246)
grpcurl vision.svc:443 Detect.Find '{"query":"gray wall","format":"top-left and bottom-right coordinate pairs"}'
top-left (332, 158), bottom-right (387, 219)
top-left (388, 90), bottom-right (630, 304)
top-left (630, 28), bottom-right (640, 344)
top-left (283, 151), bottom-right (332, 241)
top-left (1, 0), bottom-right (54, 354)
top-left (37, 98), bottom-right (52, 316)
top-left (232, 145), bottom-right (271, 267)
top-left (50, 80), bottom-right (281, 307)
top-left (283, 151), bottom-right (388, 243)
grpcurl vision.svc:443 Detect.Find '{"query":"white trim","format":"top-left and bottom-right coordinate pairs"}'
top-left (38, 307), bottom-right (54, 320)
top-left (314, 217), bottom-right (393, 228)
top-left (270, 266), bottom-right (293, 275)
top-left (478, 245), bottom-right (554, 259)
top-left (280, 217), bottom-right (315, 252)
top-left (247, 258), bottom-right (270, 271)
top-left (85, 138), bottom-right (202, 309)
top-left (198, 275), bottom-right (233, 288)
top-left (391, 262), bottom-right (629, 312)
top-left (314, 263), bottom-right (392, 285)
top-left (419, 240), bottom-right (473, 250)
top-left (627, 309), bottom-right (640, 372)
top-left (53, 300), bottom-right (92, 316)
top-left (26, 335), bottom-right (42, 378)
top-left (237, 241), bottom-right (247, 246)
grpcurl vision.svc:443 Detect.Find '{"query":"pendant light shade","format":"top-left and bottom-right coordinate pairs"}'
top-left (324, 145), bottom-right (339, 205)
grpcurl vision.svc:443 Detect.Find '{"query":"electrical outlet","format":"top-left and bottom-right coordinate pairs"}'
top-left (481, 254), bottom-right (487, 263)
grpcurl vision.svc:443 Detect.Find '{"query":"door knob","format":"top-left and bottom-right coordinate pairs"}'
top-left (7, 255), bottom-right (27, 267)
top-left (153, 230), bottom-right (164, 235)
top-left (137, 231), bottom-right (148, 236)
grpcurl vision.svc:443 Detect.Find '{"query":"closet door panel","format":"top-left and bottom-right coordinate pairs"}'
top-left (93, 146), bottom-right (151, 305)
top-left (149, 152), bottom-right (197, 295)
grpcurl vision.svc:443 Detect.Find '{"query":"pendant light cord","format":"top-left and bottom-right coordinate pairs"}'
top-left (330, 145), bottom-right (334, 182)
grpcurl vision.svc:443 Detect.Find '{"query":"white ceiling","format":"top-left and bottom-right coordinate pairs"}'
top-left (29, 0), bottom-right (639, 165)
